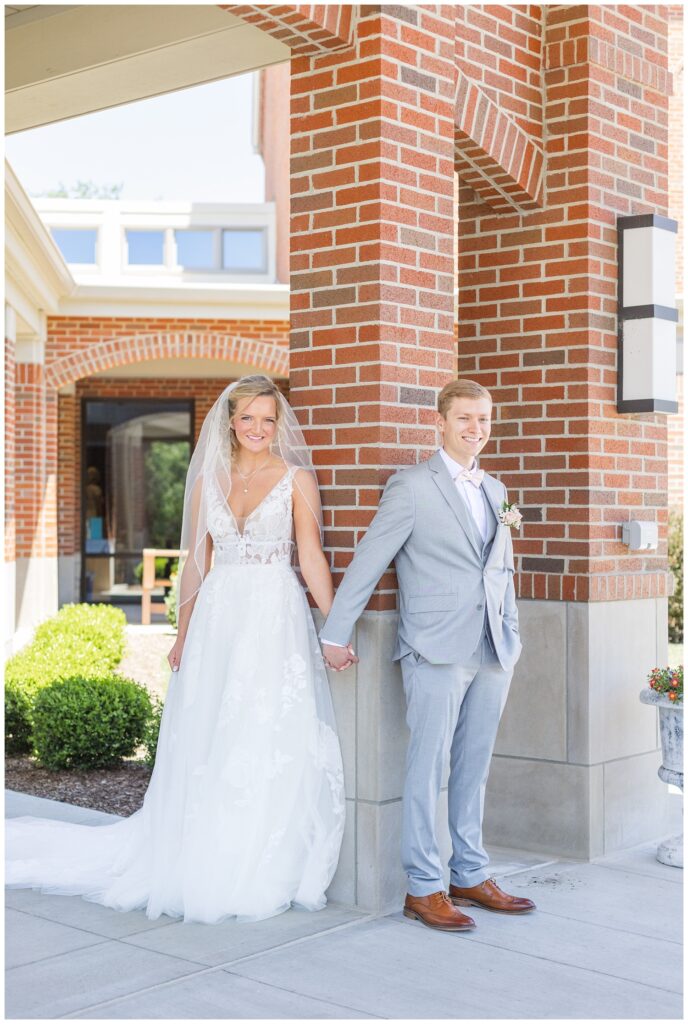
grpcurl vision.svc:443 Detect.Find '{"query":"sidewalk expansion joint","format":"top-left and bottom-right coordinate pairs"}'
top-left (386, 914), bottom-right (683, 995)
top-left (60, 912), bottom-right (376, 1019)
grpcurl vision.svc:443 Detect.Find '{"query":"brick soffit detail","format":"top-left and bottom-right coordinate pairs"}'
top-left (454, 70), bottom-right (545, 214)
top-left (219, 4), bottom-right (357, 55)
top-left (224, 5), bottom-right (670, 214)
top-left (45, 333), bottom-right (289, 389)
top-left (546, 30), bottom-right (673, 93)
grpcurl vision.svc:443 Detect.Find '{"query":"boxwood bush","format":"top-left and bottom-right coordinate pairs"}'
top-left (33, 603), bottom-right (126, 668)
top-left (164, 572), bottom-right (178, 628)
top-left (32, 674), bottom-right (152, 770)
top-left (143, 695), bottom-right (165, 767)
top-left (5, 603), bottom-right (127, 754)
top-left (5, 679), bottom-right (34, 755)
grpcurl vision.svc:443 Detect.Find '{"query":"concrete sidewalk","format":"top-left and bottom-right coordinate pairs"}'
top-left (5, 790), bottom-right (683, 1019)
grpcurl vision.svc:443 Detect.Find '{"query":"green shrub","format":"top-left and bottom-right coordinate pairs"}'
top-left (164, 572), bottom-right (178, 628)
top-left (143, 695), bottom-right (165, 767)
top-left (5, 603), bottom-right (127, 753)
top-left (668, 511), bottom-right (683, 644)
top-left (33, 603), bottom-right (126, 668)
top-left (32, 674), bottom-right (152, 770)
top-left (5, 679), bottom-right (34, 754)
top-left (133, 557), bottom-right (170, 585)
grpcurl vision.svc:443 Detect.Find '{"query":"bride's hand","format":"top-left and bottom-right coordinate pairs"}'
top-left (322, 642), bottom-right (358, 672)
top-left (167, 637), bottom-right (185, 672)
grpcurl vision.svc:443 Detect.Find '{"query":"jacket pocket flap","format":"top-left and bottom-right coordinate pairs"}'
top-left (408, 595), bottom-right (458, 613)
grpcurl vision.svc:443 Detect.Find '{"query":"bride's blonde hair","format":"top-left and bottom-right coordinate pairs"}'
top-left (226, 375), bottom-right (283, 460)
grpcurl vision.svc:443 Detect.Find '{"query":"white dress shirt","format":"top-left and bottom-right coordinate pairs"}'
top-left (438, 447), bottom-right (487, 543)
top-left (322, 448), bottom-right (488, 650)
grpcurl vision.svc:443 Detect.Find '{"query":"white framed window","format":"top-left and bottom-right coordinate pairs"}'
top-left (125, 229), bottom-right (165, 265)
top-left (222, 228), bottom-right (266, 272)
top-left (174, 229), bottom-right (216, 270)
top-left (51, 227), bottom-right (98, 264)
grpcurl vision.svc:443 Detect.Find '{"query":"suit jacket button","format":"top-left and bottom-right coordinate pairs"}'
top-left (476, 603), bottom-right (483, 610)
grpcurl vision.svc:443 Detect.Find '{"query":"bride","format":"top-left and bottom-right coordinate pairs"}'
top-left (6, 375), bottom-right (348, 924)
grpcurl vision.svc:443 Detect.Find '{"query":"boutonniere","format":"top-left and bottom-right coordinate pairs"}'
top-left (497, 500), bottom-right (523, 530)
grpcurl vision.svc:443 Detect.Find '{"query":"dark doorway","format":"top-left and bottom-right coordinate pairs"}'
top-left (81, 398), bottom-right (193, 607)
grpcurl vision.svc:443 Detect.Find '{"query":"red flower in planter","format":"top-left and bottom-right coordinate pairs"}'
top-left (645, 665), bottom-right (683, 702)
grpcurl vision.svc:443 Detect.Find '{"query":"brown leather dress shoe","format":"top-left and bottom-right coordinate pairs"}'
top-left (449, 877), bottom-right (536, 914)
top-left (403, 891), bottom-right (476, 931)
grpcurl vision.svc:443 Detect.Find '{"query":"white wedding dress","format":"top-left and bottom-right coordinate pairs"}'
top-left (6, 466), bottom-right (345, 923)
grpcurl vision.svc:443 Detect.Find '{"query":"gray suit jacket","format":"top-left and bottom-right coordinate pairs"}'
top-left (321, 451), bottom-right (522, 671)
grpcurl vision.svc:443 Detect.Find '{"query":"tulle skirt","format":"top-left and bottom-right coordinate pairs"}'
top-left (5, 563), bottom-right (345, 924)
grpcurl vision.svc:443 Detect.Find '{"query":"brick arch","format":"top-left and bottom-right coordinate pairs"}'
top-left (45, 332), bottom-right (289, 389)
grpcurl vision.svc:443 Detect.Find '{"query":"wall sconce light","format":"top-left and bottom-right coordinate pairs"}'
top-left (617, 214), bottom-right (678, 413)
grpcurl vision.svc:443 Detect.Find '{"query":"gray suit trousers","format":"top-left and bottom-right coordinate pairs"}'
top-left (400, 631), bottom-right (512, 896)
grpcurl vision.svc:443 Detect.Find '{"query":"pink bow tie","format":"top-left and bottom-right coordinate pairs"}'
top-left (457, 466), bottom-right (484, 488)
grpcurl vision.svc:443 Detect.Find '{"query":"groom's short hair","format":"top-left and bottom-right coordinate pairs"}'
top-left (438, 379), bottom-right (492, 418)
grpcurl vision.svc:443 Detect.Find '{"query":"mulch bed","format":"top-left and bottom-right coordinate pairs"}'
top-left (5, 628), bottom-right (168, 816)
top-left (5, 756), bottom-right (152, 817)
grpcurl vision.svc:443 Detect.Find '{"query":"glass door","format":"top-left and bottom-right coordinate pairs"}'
top-left (81, 399), bottom-right (193, 606)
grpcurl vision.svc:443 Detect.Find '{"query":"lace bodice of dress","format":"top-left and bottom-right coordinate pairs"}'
top-left (207, 467), bottom-right (295, 566)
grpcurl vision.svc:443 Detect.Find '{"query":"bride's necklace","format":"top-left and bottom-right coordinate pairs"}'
top-left (235, 456), bottom-right (271, 494)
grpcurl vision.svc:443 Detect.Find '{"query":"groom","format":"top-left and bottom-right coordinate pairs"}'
top-left (321, 379), bottom-right (535, 931)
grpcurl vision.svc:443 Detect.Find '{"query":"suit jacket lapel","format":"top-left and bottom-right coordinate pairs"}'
top-left (428, 451), bottom-right (482, 560)
top-left (480, 474), bottom-right (499, 543)
top-left (481, 473), bottom-right (507, 566)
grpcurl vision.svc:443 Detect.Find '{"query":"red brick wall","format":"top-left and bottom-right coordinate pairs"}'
top-left (4, 334), bottom-right (15, 563)
top-left (46, 316), bottom-right (289, 386)
top-left (26, 316), bottom-right (289, 571)
top-left (45, 314), bottom-right (290, 565)
top-left (289, 5), bottom-right (457, 608)
top-left (57, 391), bottom-right (77, 562)
top-left (15, 363), bottom-right (58, 559)
top-left (8, 8), bottom-right (679, 617)
top-left (458, 5), bottom-right (673, 602)
top-left (455, 4), bottom-right (544, 139)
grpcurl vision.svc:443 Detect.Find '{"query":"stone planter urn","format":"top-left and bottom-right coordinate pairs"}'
top-left (639, 687), bottom-right (683, 868)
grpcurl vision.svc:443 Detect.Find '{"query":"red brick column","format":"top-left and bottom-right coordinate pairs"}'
top-left (289, 4), bottom-right (457, 599)
top-left (15, 364), bottom-right (57, 561)
top-left (56, 392), bottom-right (78, 568)
top-left (4, 329), bottom-right (16, 567)
top-left (458, 5), bottom-right (673, 603)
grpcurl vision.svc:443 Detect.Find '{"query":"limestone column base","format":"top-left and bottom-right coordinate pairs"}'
top-left (321, 598), bottom-right (682, 913)
top-left (14, 555), bottom-right (58, 643)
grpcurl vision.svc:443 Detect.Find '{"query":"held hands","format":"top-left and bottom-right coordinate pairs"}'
top-left (322, 643), bottom-right (359, 672)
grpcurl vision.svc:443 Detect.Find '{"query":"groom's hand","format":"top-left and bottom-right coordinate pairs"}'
top-left (323, 643), bottom-right (359, 672)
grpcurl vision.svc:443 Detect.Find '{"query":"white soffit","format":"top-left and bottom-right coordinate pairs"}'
top-left (4, 160), bottom-right (75, 326)
top-left (60, 282), bottom-right (290, 322)
top-left (6, 5), bottom-right (290, 133)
